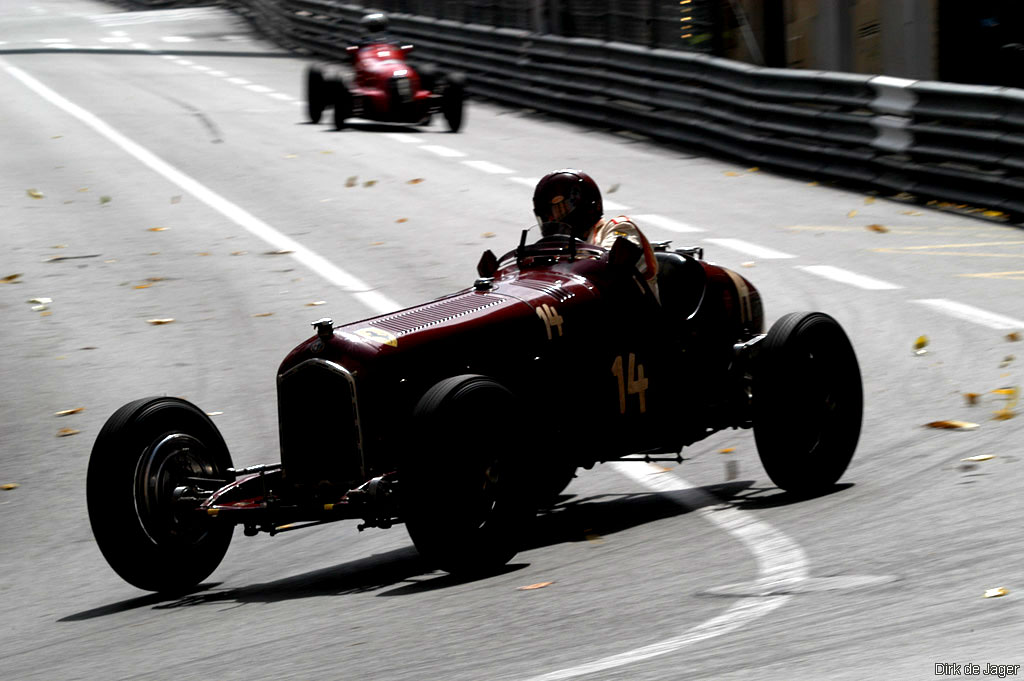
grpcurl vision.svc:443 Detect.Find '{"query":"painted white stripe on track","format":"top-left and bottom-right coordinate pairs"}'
top-left (190, 64), bottom-right (211, 72)
top-left (100, 36), bottom-right (132, 43)
top-left (420, 144), bottom-right (466, 158)
top-left (39, 38), bottom-right (70, 43)
top-left (603, 198), bottom-right (631, 212)
top-left (524, 462), bottom-right (808, 681)
top-left (462, 160), bottom-right (514, 174)
top-left (3, 63), bottom-right (401, 316)
top-left (704, 238), bottom-right (796, 260)
top-left (174, 59), bottom-right (193, 66)
top-left (161, 36), bottom-right (193, 43)
top-left (269, 93), bottom-right (294, 101)
top-left (227, 77), bottom-right (250, 85)
top-left (797, 265), bottom-right (902, 290)
top-left (245, 84), bottom-right (273, 93)
top-left (509, 176), bottom-right (538, 188)
top-left (383, 133), bottom-right (422, 143)
top-left (912, 299), bottom-right (1024, 331)
top-left (131, 42), bottom-right (152, 50)
top-left (632, 214), bottom-right (704, 233)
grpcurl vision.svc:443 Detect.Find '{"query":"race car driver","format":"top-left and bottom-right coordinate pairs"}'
top-left (533, 169), bottom-right (660, 302)
top-left (356, 12), bottom-right (391, 46)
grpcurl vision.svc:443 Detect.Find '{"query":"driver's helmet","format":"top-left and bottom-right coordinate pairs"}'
top-left (360, 12), bottom-right (389, 34)
top-left (532, 169), bottom-right (603, 240)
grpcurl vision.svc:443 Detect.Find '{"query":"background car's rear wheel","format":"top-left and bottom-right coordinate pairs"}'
top-left (333, 80), bottom-right (353, 130)
top-left (403, 375), bottom-right (536, 575)
top-left (752, 312), bottom-right (862, 495)
top-left (87, 397), bottom-right (234, 593)
top-left (441, 73), bottom-right (466, 133)
top-left (306, 65), bottom-right (325, 124)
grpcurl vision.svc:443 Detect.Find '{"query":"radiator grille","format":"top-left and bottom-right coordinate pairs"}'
top-left (370, 293), bottom-right (503, 335)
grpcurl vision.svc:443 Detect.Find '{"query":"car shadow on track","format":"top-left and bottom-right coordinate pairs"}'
top-left (59, 480), bottom-right (770, 618)
top-left (726, 482), bottom-right (855, 509)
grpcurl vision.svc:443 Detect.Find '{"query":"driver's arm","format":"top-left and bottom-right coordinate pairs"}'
top-left (593, 216), bottom-right (660, 302)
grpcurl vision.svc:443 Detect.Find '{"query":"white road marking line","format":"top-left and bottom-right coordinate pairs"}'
top-left (160, 54), bottom-right (175, 60)
top-left (161, 36), bottom-right (193, 43)
top-left (54, 44), bottom-right (77, 50)
top-left (227, 77), bottom-right (250, 85)
top-left (39, 39), bottom-right (71, 44)
top-left (269, 93), bottom-right (294, 101)
top-left (174, 59), bottom-right (193, 66)
top-left (509, 176), bottom-right (538, 188)
top-left (632, 214), bottom-right (704, 233)
top-left (3, 63), bottom-right (402, 316)
top-left (207, 70), bottom-right (229, 77)
top-left (99, 37), bottom-right (132, 43)
top-left (525, 462), bottom-right (809, 681)
top-left (912, 299), bottom-right (1024, 331)
top-left (603, 199), bottom-right (631, 212)
top-left (245, 84), bottom-right (273, 93)
top-left (462, 160), bottom-right (514, 174)
top-left (131, 42), bottom-right (152, 50)
top-left (704, 238), bottom-right (796, 259)
top-left (797, 265), bottom-right (902, 290)
top-left (110, 31), bottom-right (127, 37)
top-left (190, 64), bottom-right (211, 72)
top-left (420, 144), bottom-right (466, 158)
top-left (383, 133), bottom-right (422, 143)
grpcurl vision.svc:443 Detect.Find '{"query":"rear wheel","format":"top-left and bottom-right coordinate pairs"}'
top-left (333, 80), bottom-right (353, 130)
top-left (403, 375), bottom-right (536, 574)
top-left (441, 73), bottom-right (466, 133)
top-left (306, 65), bottom-right (325, 123)
top-left (752, 312), bottom-right (862, 495)
top-left (87, 397), bottom-right (234, 592)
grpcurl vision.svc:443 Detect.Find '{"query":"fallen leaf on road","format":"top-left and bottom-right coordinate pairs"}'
top-left (197, 252), bottom-right (211, 256)
top-left (983, 587), bottom-right (1008, 598)
top-left (925, 420), bottom-right (979, 430)
top-left (807, 181), bottom-right (819, 186)
top-left (146, 318), bottom-right (175, 325)
top-left (914, 335), bottom-right (928, 355)
top-left (146, 277), bottom-right (165, 282)
top-left (54, 407), bottom-right (84, 416)
top-left (719, 447), bottom-right (735, 454)
top-left (305, 301), bottom-right (326, 306)
top-left (396, 218), bottom-right (408, 223)
top-left (32, 305), bottom-right (49, 312)
top-left (993, 409), bottom-right (1016, 421)
top-left (57, 428), bottom-right (80, 437)
top-left (1007, 332), bottom-right (1020, 342)
top-left (52, 244), bottom-right (67, 249)
top-left (866, 224), bottom-right (889, 233)
top-left (961, 454), bottom-right (995, 462)
top-left (284, 154), bottom-right (298, 159)
top-left (99, 196), bottom-right (112, 205)
top-left (46, 254), bottom-right (100, 262)
top-left (346, 176), bottom-right (358, 187)
top-left (206, 411), bottom-right (224, 416)
top-left (27, 189), bottom-right (44, 199)
top-left (517, 582), bottom-right (554, 591)
top-left (231, 251), bottom-right (247, 256)
top-left (407, 178), bottom-right (424, 184)
top-left (133, 284), bottom-right (152, 289)
top-left (370, 241), bottom-right (385, 246)
top-left (171, 195), bottom-right (182, 204)
top-left (864, 196), bottom-right (876, 204)
top-left (741, 261), bottom-right (756, 267)
top-left (1, 483), bottom-right (19, 490)
top-left (40, 311), bottom-right (52, 317)
top-left (481, 232), bottom-right (496, 238)
top-left (27, 298), bottom-right (52, 305)
top-left (148, 252), bottom-right (160, 256)
top-left (724, 171), bottom-right (741, 177)
top-left (607, 183), bottom-right (620, 193)
top-left (78, 187), bottom-right (89, 193)
top-left (747, 167), bottom-right (760, 172)
top-left (148, 227), bottom-right (169, 232)
top-left (264, 250), bottom-right (294, 255)
top-left (320, 150), bottom-right (333, 154)
top-left (999, 355), bottom-right (1015, 368)
top-left (847, 209), bottom-right (858, 218)
top-left (901, 210), bottom-right (923, 216)
top-left (251, 312), bottom-right (273, 317)
top-left (363, 180), bottom-right (377, 188)
top-left (2, 274), bottom-right (23, 283)
top-left (964, 393), bottom-right (980, 405)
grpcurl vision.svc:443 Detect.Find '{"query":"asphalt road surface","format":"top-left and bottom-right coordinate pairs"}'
top-left (2, 3), bottom-right (1022, 680)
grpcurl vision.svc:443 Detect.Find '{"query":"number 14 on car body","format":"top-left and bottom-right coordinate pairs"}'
top-left (611, 353), bottom-right (648, 414)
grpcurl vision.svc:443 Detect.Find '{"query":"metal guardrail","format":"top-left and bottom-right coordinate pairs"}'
top-left (114, 0), bottom-right (1024, 218)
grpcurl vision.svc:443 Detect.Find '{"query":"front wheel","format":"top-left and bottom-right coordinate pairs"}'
top-left (87, 397), bottom-right (234, 592)
top-left (441, 73), bottom-right (466, 133)
top-left (306, 65), bottom-right (325, 123)
top-left (752, 312), bottom-right (862, 495)
top-left (333, 80), bottom-right (353, 130)
top-left (403, 375), bottom-right (536, 574)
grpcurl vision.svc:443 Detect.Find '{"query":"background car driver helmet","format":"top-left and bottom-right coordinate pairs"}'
top-left (532, 169), bottom-right (603, 239)
top-left (360, 12), bottom-right (388, 33)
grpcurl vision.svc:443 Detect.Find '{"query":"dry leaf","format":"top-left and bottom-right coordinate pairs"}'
top-left (231, 251), bottom-right (247, 256)
top-left (607, 183), bottom-right (620, 193)
top-left (346, 176), bottom-right (358, 188)
top-left (146, 277), bottom-right (165, 282)
top-left (961, 454), bottom-right (995, 462)
top-left (407, 178), bottom-right (424, 184)
top-left (197, 252), bottom-right (211, 256)
top-left (724, 171), bottom-right (741, 177)
top-left (206, 411), bottom-right (224, 416)
top-left (251, 312), bottom-right (274, 317)
top-left (305, 301), bottom-right (326, 306)
top-left (993, 409), bottom-right (1015, 421)
top-left (27, 188), bottom-right (44, 199)
top-left (148, 227), bottom-right (169, 232)
top-left (517, 582), bottom-right (554, 591)
top-left (964, 392), bottom-right (980, 405)
top-left (983, 587), bottom-right (1008, 598)
top-left (78, 187), bottom-right (89, 193)
top-left (264, 250), bottom-right (294, 255)
top-left (370, 241), bottom-right (385, 246)
top-left (866, 224), bottom-right (889, 233)
top-left (2, 273), bottom-right (23, 283)
top-left (284, 154), bottom-right (298, 159)
top-left (54, 407), bottom-right (84, 416)
top-left (57, 427), bottom-right (80, 437)
top-left (914, 335), bottom-right (928, 351)
top-left (481, 232), bottom-right (496, 238)
top-left (148, 252), bottom-right (160, 256)
top-left (39, 310), bottom-right (52, 317)
top-left (31, 305), bottom-right (48, 312)
top-left (46, 254), bottom-right (100, 262)
top-left (747, 167), bottom-right (760, 172)
top-left (719, 447), bottom-right (735, 454)
top-left (925, 420), bottom-right (979, 430)
top-left (146, 318), bottom-right (175, 325)
top-left (807, 181), bottom-right (819, 186)
top-left (864, 196), bottom-right (876, 204)
top-left (133, 283), bottom-right (152, 289)
top-left (171, 195), bottom-right (182, 204)
top-left (740, 261), bottom-right (756, 267)
top-left (52, 244), bottom-right (67, 249)
top-left (999, 355), bottom-right (1015, 368)
top-left (99, 196), bottom-right (112, 204)
top-left (992, 387), bottom-right (1018, 396)
top-left (28, 297), bottom-right (52, 305)
top-left (847, 209), bottom-right (858, 218)
top-left (1007, 332), bottom-right (1020, 342)
top-left (396, 218), bottom-right (408, 223)
top-left (363, 180), bottom-right (377, 188)
top-left (320, 150), bottom-right (333, 154)
top-left (1, 483), bottom-right (19, 490)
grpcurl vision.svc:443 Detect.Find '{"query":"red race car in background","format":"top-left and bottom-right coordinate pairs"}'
top-left (305, 41), bottom-right (465, 132)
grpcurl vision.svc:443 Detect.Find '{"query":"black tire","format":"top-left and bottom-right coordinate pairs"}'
top-left (87, 397), bottom-right (234, 592)
top-left (752, 312), bottom-right (862, 495)
top-left (333, 80), bottom-right (353, 130)
top-left (441, 73), bottom-right (465, 133)
top-left (415, 62), bottom-right (438, 93)
top-left (403, 375), bottom-right (536, 574)
top-left (306, 66), bottom-right (325, 124)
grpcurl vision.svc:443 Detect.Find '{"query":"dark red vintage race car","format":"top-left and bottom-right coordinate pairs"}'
top-left (305, 41), bottom-right (465, 131)
top-left (87, 233), bottom-right (862, 592)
